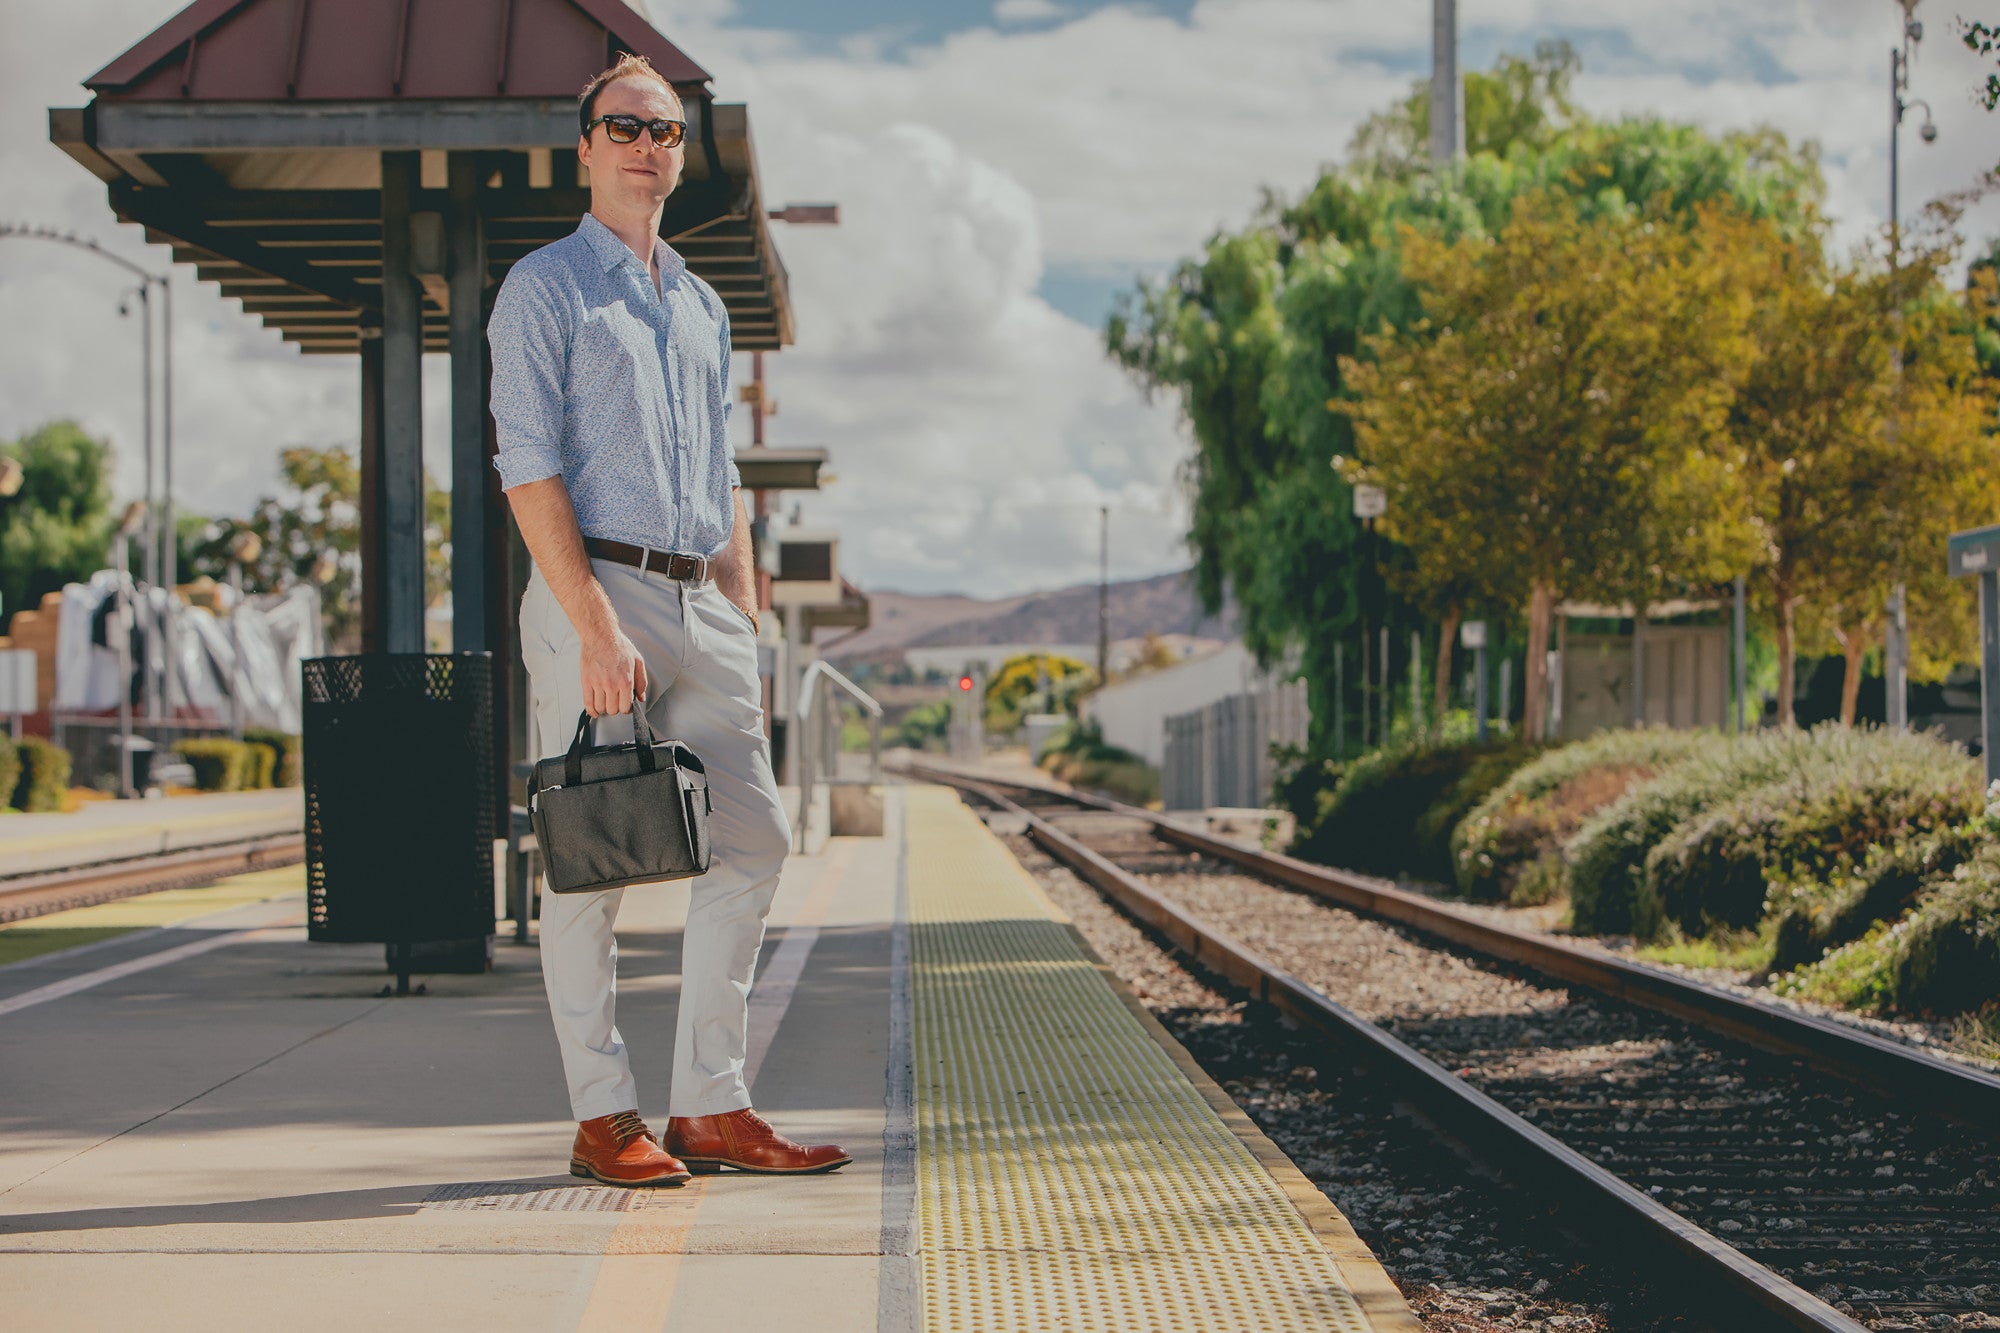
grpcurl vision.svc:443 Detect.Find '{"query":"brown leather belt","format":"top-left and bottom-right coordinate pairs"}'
top-left (583, 538), bottom-right (711, 582)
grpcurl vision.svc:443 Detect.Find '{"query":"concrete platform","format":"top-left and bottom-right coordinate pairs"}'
top-left (0, 783), bottom-right (1411, 1332)
top-left (0, 788), bottom-right (303, 878)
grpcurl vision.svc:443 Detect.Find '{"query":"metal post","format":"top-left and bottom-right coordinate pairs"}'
top-left (229, 562), bottom-right (245, 738)
top-left (1982, 570), bottom-right (2000, 787)
top-left (1097, 505), bottom-right (1109, 685)
top-left (114, 536), bottom-right (134, 800)
top-left (449, 152), bottom-right (489, 654)
top-left (1410, 629), bottom-right (1423, 735)
top-left (1333, 641), bottom-right (1344, 760)
top-left (158, 277), bottom-right (177, 717)
top-left (1498, 658), bottom-right (1512, 732)
top-left (1429, 0), bottom-right (1461, 165)
top-left (378, 151), bottom-right (426, 654)
top-left (1632, 609), bottom-right (1648, 727)
top-left (1733, 574), bottom-right (1748, 734)
top-left (1379, 625), bottom-right (1390, 746)
top-left (1887, 584), bottom-right (1909, 729)
top-left (1474, 642), bottom-right (1488, 742)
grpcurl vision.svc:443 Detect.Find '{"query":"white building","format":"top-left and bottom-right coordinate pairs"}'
top-left (1081, 642), bottom-right (1290, 766)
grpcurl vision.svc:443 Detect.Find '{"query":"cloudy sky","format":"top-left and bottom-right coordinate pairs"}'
top-left (2, 1), bottom-right (1997, 597)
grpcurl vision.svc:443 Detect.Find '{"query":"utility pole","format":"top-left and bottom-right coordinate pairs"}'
top-left (1097, 505), bottom-right (1110, 685)
top-left (1887, 2), bottom-right (1935, 730)
top-left (1430, 0), bottom-right (1462, 166)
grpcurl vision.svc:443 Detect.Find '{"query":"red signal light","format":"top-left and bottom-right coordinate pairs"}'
top-left (958, 675), bottom-right (974, 692)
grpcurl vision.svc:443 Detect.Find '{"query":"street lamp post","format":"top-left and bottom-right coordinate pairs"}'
top-left (1887, 2), bottom-right (1936, 730)
top-left (0, 224), bottom-right (174, 716)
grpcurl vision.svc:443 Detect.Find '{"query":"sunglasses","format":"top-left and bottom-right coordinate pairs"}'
top-left (584, 114), bottom-right (686, 148)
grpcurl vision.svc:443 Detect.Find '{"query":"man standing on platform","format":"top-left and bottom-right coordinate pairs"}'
top-left (488, 53), bottom-right (848, 1187)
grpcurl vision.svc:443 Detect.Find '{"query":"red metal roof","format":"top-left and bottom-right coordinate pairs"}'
top-left (86, 0), bottom-right (711, 101)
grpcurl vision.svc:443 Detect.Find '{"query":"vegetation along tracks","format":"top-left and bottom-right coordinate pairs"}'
top-left (909, 764), bottom-right (2000, 1332)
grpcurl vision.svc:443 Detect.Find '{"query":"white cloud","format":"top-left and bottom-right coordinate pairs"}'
top-left (994, 0), bottom-right (1067, 25)
top-left (3, 0), bottom-right (1997, 601)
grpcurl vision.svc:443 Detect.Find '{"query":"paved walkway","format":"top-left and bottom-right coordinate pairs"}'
top-left (0, 784), bottom-right (1410, 1332)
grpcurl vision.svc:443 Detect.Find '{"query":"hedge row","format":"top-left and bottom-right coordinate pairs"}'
top-left (0, 735), bottom-right (71, 812)
top-left (172, 734), bottom-right (300, 792)
top-left (1289, 737), bottom-right (1541, 883)
top-left (1452, 728), bottom-right (1719, 904)
top-left (1037, 722), bottom-right (1160, 807)
top-left (1564, 727), bottom-right (1981, 939)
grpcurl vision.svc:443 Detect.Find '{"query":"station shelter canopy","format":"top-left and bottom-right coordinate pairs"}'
top-left (51, 0), bottom-right (795, 354)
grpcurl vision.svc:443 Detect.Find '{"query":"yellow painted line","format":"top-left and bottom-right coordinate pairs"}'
top-left (905, 784), bottom-right (1387, 1333)
top-left (0, 803), bottom-right (298, 856)
top-left (0, 865), bottom-right (304, 968)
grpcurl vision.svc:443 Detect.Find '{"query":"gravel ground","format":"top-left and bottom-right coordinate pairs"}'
top-left (1001, 831), bottom-right (1715, 1333)
top-left (1062, 829), bottom-right (2000, 1331)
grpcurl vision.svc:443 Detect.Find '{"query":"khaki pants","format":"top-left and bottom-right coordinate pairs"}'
top-left (520, 559), bottom-right (789, 1120)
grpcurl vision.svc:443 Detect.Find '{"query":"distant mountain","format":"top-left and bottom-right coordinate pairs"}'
top-left (822, 569), bottom-right (1238, 664)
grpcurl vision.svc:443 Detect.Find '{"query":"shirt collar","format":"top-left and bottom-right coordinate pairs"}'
top-left (577, 212), bottom-right (686, 283)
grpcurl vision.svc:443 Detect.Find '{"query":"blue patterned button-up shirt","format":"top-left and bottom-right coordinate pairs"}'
top-left (488, 213), bottom-right (739, 558)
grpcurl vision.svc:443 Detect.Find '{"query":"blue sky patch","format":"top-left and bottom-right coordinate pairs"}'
top-left (719, 0), bottom-right (1198, 53)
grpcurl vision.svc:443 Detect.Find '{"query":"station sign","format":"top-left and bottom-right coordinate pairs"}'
top-left (1351, 483), bottom-right (1387, 520)
top-left (1947, 523), bottom-right (2000, 579)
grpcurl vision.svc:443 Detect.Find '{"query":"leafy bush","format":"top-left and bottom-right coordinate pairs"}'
top-left (1565, 726), bottom-right (1951, 939)
top-left (894, 701), bottom-right (952, 751)
top-left (173, 738), bottom-right (255, 792)
top-left (1453, 728), bottom-right (1719, 903)
top-left (1779, 839), bottom-right (2000, 1017)
top-left (1292, 738), bottom-right (1538, 882)
top-left (1645, 740), bottom-right (1981, 937)
top-left (1766, 822), bottom-right (1984, 974)
top-left (243, 729), bottom-right (301, 787)
top-left (13, 736), bottom-right (70, 812)
top-left (1039, 721), bottom-right (1160, 806)
top-left (0, 734), bottom-right (21, 813)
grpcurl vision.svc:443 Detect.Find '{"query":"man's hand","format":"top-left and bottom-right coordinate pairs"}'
top-left (581, 625), bottom-right (648, 718)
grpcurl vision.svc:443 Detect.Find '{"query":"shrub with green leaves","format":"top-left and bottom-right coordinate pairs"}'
top-left (243, 729), bottom-right (301, 787)
top-left (13, 736), bottom-right (70, 812)
top-left (1292, 738), bottom-right (1538, 882)
top-left (1039, 721), bottom-right (1160, 806)
top-left (0, 734), bottom-right (21, 813)
top-left (173, 738), bottom-right (255, 792)
top-left (1565, 726), bottom-right (1951, 939)
top-left (1780, 838), bottom-right (2000, 1017)
top-left (1646, 740), bottom-right (1981, 937)
top-left (1767, 821), bottom-right (1985, 974)
top-left (1453, 728), bottom-right (1720, 903)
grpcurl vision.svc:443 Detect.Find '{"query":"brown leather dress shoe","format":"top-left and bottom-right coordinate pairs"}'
top-left (665, 1109), bottom-right (851, 1175)
top-left (569, 1110), bottom-right (692, 1187)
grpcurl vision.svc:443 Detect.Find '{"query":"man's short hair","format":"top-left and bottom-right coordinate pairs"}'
top-left (578, 53), bottom-right (682, 135)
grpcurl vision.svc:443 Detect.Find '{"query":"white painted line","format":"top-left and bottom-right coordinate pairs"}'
top-left (0, 927), bottom-right (286, 1017)
top-left (741, 840), bottom-right (851, 1092)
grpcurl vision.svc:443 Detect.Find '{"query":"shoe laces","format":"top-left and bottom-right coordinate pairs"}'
top-left (606, 1110), bottom-right (652, 1146)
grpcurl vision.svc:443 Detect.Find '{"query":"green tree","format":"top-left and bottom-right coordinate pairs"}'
top-left (1341, 195), bottom-right (1759, 738)
top-left (0, 420), bottom-right (116, 629)
top-left (188, 445), bottom-right (449, 653)
top-left (1108, 47), bottom-right (1822, 756)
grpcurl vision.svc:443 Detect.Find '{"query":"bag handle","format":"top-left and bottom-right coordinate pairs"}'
top-left (563, 698), bottom-right (660, 787)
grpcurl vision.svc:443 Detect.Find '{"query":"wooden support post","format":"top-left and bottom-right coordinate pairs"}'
top-left (448, 151), bottom-right (488, 653)
top-left (358, 323), bottom-right (385, 654)
top-left (378, 150), bottom-right (426, 654)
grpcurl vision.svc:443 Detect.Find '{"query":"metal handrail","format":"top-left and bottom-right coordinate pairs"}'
top-left (793, 659), bottom-right (883, 852)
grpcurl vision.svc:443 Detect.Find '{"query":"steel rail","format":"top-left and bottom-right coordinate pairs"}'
top-left (904, 759), bottom-right (2000, 1126)
top-left (0, 834), bottom-right (305, 924)
top-left (939, 771), bottom-right (1865, 1333)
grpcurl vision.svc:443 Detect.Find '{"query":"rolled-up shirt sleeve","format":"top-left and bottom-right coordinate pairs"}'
top-left (488, 261), bottom-right (568, 490)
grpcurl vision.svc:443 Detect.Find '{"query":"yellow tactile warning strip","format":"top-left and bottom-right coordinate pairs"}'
top-left (905, 784), bottom-right (1386, 1333)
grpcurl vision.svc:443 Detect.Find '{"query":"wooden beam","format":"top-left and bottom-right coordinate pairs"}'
top-left (115, 184), bottom-right (380, 312)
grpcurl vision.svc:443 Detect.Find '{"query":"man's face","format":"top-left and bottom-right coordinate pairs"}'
top-left (578, 77), bottom-right (684, 211)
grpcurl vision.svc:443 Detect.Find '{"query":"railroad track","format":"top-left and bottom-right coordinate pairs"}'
top-left (908, 763), bottom-right (2000, 1333)
top-left (0, 834), bottom-right (305, 925)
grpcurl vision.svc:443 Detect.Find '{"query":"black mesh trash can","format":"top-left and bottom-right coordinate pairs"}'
top-left (303, 654), bottom-right (496, 990)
